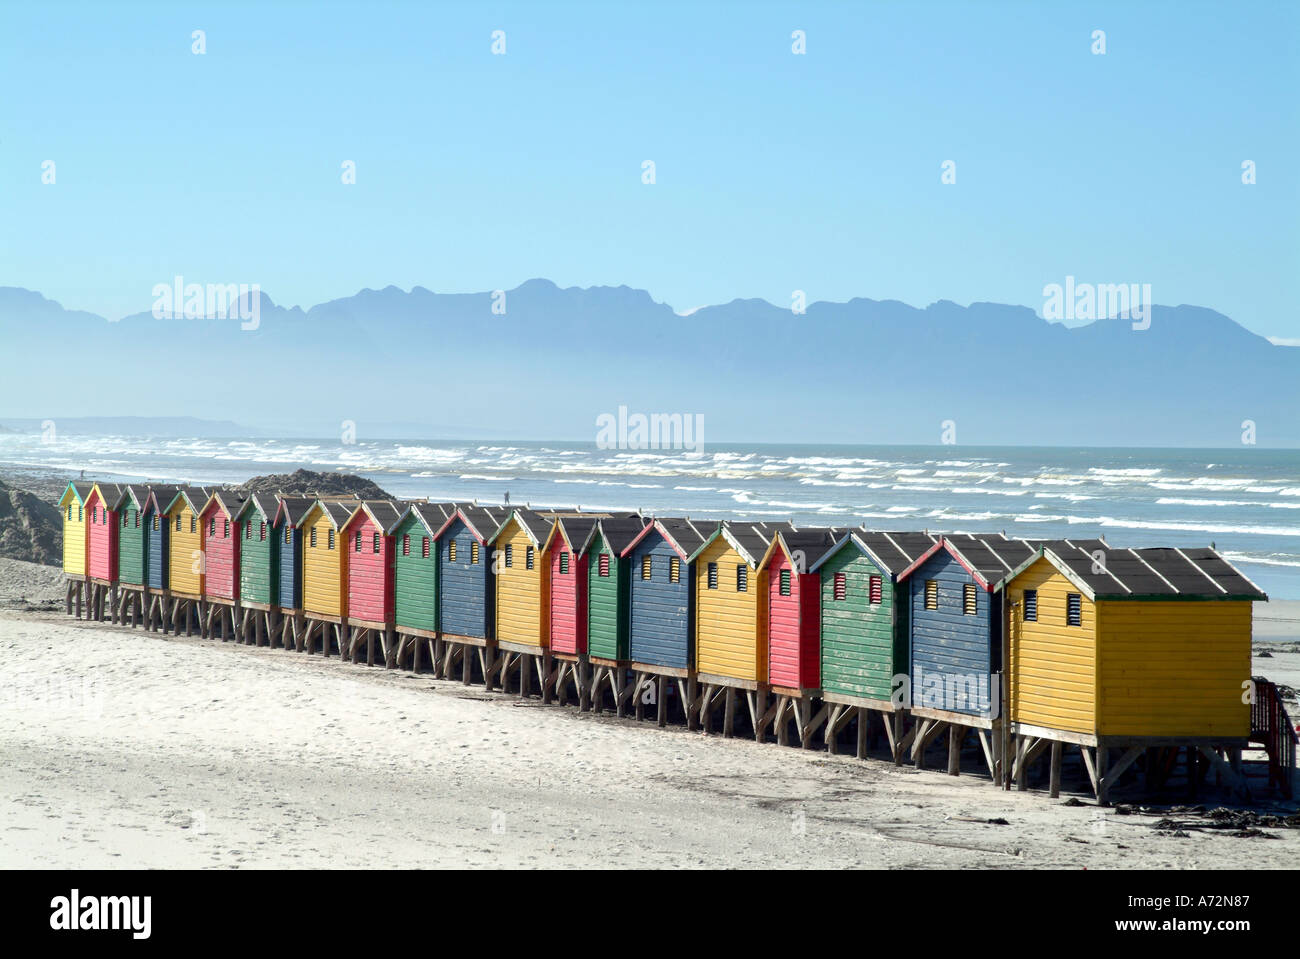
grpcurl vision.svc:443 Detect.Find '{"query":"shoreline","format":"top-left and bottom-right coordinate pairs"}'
top-left (0, 555), bottom-right (1297, 869)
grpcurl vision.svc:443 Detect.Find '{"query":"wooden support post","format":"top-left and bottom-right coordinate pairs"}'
top-left (656, 675), bottom-right (667, 728)
top-left (948, 725), bottom-right (963, 776)
top-left (859, 708), bottom-right (871, 761)
top-left (722, 688), bottom-right (736, 738)
top-left (1049, 741), bottom-right (1063, 797)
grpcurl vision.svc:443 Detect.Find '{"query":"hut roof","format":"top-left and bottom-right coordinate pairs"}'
top-left (343, 499), bottom-right (408, 534)
top-left (59, 481), bottom-right (95, 507)
top-left (761, 526), bottom-right (844, 572)
top-left (163, 486), bottom-right (210, 515)
top-left (1017, 540), bottom-right (1268, 601)
top-left (203, 489), bottom-right (247, 520)
top-left (142, 484), bottom-right (179, 515)
top-left (236, 492), bottom-right (280, 522)
top-left (816, 529), bottom-right (941, 576)
top-left (90, 482), bottom-right (126, 508)
top-left (436, 504), bottom-right (509, 544)
top-left (579, 515), bottom-right (649, 555)
top-left (623, 516), bottom-right (717, 561)
top-left (547, 515), bottom-right (601, 553)
top-left (273, 496), bottom-right (315, 528)
top-left (115, 484), bottom-right (151, 511)
top-left (693, 520), bottom-right (792, 567)
top-left (487, 508), bottom-right (554, 547)
top-left (396, 501), bottom-right (460, 537)
top-left (898, 532), bottom-right (1041, 591)
top-left (297, 499), bottom-right (354, 529)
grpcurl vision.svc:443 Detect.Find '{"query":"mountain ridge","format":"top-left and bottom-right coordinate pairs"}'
top-left (1, 281), bottom-right (1295, 446)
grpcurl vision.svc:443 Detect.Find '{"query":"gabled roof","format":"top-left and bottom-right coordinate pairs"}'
top-left (273, 496), bottom-right (314, 528)
top-left (342, 499), bottom-right (409, 535)
top-left (898, 533), bottom-right (1041, 591)
top-left (809, 529), bottom-right (938, 576)
top-left (297, 498), bottom-right (355, 529)
top-left (236, 492), bottom-right (280, 523)
top-left (163, 486), bottom-right (210, 515)
top-left (545, 515), bottom-right (601, 554)
top-left (760, 526), bottom-right (844, 573)
top-left (58, 481), bottom-right (94, 507)
top-left (621, 516), bottom-right (717, 561)
top-left (114, 484), bottom-right (151, 512)
top-left (201, 489), bottom-right (247, 521)
top-left (142, 484), bottom-right (179, 515)
top-left (691, 520), bottom-right (792, 567)
top-left (579, 515), bottom-right (649, 556)
top-left (394, 501), bottom-right (460, 538)
top-left (486, 508), bottom-right (554, 547)
top-left (88, 482), bottom-right (125, 509)
top-left (434, 504), bottom-right (510, 544)
top-left (1011, 540), bottom-right (1267, 601)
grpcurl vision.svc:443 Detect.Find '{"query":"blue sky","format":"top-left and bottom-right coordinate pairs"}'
top-left (1, 0), bottom-right (1296, 340)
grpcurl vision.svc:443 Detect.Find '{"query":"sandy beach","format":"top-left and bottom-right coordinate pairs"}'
top-left (0, 558), bottom-right (1297, 869)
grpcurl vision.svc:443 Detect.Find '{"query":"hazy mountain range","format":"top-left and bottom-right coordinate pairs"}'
top-left (1, 280), bottom-right (1296, 447)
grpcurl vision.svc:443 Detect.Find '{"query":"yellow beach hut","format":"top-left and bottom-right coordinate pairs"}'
top-left (486, 508), bottom-right (555, 696)
top-left (59, 481), bottom-right (93, 616)
top-left (688, 520), bottom-right (791, 736)
top-left (298, 498), bottom-right (357, 656)
top-left (1005, 540), bottom-right (1268, 802)
top-left (161, 486), bottom-right (210, 634)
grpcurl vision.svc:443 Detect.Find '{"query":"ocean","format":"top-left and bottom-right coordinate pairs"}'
top-left (3, 434), bottom-right (1298, 599)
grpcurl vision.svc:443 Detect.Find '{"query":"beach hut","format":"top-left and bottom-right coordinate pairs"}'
top-left (83, 483), bottom-right (124, 622)
top-left (688, 520), bottom-right (794, 736)
top-left (272, 496), bottom-right (313, 648)
top-left (487, 508), bottom-right (557, 697)
top-left (807, 529), bottom-right (937, 761)
top-left (199, 490), bottom-right (246, 640)
top-left (162, 486), bottom-right (210, 635)
top-left (58, 481), bottom-right (92, 617)
top-left (579, 515), bottom-right (649, 715)
top-left (621, 517), bottom-right (716, 727)
top-left (340, 499), bottom-right (407, 667)
top-left (755, 525), bottom-right (842, 747)
top-left (896, 533), bottom-right (1039, 778)
top-left (1004, 540), bottom-right (1268, 801)
top-left (110, 484), bottom-right (150, 627)
top-left (140, 484), bottom-right (178, 631)
top-left (234, 493), bottom-right (280, 646)
top-left (434, 504), bottom-right (508, 686)
top-left (542, 514), bottom-right (602, 707)
top-left (298, 498), bottom-right (357, 656)
top-left (391, 502), bottom-right (458, 672)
